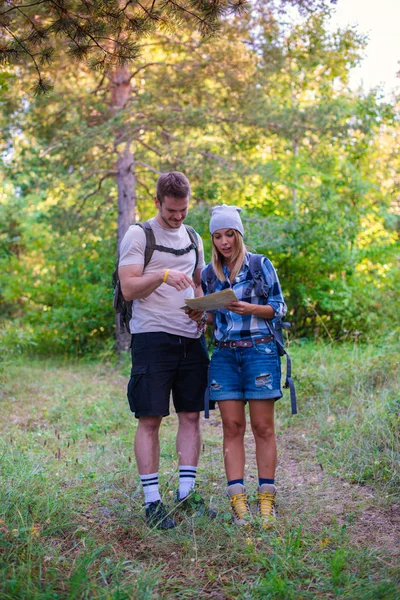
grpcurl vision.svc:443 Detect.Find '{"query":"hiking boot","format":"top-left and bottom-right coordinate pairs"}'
top-left (145, 500), bottom-right (176, 530)
top-left (227, 483), bottom-right (251, 525)
top-left (257, 484), bottom-right (277, 529)
top-left (176, 490), bottom-right (217, 519)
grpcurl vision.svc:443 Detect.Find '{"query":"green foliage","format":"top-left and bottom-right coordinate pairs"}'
top-left (0, 346), bottom-right (399, 598)
top-left (0, 209), bottom-right (116, 355)
top-left (0, 70), bottom-right (14, 100)
top-left (0, 8), bottom-right (399, 353)
top-left (0, 0), bottom-right (250, 92)
top-left (290, 341), bottom-right (400, 493)
top-left (0, 167), bottom-right (119, 354)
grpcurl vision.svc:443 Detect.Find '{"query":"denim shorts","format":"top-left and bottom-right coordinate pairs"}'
top-left (128, 332), bottom-right (209, 418)
top-left (209, 339), bottom-right (282, 402)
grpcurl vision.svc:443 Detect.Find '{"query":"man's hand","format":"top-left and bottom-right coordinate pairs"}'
top-left (164, 270), bottom-right (195, 291)
top-left (184, 308), bottom-right (205, 323)
top-left (225, 301), bottom-right (254, 315)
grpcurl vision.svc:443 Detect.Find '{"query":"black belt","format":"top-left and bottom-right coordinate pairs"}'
top-left (214, 335), bottom-right (274, 349)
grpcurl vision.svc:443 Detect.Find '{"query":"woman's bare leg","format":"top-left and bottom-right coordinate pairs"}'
top-left (248, 400), bottom-right (277, 480)
top-left (218, 401), bottom-right (246, 481)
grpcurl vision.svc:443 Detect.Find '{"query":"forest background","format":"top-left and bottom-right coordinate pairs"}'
top-left (0, 0), bottom-right (398, 357)
top-left (0, 2), bottom-right (399, 598)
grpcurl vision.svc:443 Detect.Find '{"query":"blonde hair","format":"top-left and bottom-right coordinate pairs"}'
top-left (212, 230), bottom-right (246, 282)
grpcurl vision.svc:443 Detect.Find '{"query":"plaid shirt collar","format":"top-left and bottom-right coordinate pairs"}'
top-left (222, 252), bottom-right (251, 280)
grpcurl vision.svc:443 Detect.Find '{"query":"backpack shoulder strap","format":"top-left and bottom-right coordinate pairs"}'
top-left (205, 262), bottom-right (218, 294)
top-left (136, 221), bottom-right (156, 268)
top-left (137, 221), bottom-right (199, 274)
top-left (245, 253), bottom-right (269, 298)
top-left (248, 253), bottom-right (264, 279)
top-left (184, 225), bottom-right (199, 274)
top-left (248, 253), bottom-right (297, 414)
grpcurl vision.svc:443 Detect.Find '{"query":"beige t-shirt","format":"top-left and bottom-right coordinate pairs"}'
top-left (119, 217), bottom-right (205, 338)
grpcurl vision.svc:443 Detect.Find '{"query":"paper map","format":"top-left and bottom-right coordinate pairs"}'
top-left (183, 288), bottom-right (238, 311)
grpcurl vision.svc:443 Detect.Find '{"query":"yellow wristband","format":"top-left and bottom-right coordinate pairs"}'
top-left (163, 269), bottom-right (169, 283)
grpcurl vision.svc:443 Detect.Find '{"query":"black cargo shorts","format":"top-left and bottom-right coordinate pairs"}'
top-left (127, 332), bottom-right (210, 418)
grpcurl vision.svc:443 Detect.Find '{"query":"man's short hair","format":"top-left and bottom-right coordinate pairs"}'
top-left (156, 172), bottom-right (191, 203)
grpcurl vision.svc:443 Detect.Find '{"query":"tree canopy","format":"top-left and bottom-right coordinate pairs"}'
top-left (0, 0), bottom-right (250, 93)
top-left (0, 0), bottom-right (340, 93)
top-left (1, 2), bottom-right (398, 356)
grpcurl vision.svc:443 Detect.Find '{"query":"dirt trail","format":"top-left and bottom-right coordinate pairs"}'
top-left (206, 413), bottom-right (400, 560)
top-left (271, 429), bottom-right (398, 558)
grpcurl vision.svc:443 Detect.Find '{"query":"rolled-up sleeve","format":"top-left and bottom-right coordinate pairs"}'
top-left (261, 258), bottom-right (287, 318)
top-left (119, 225), bottom-right (146, 267)
top-left (195, 234), bottom-right (206, 271)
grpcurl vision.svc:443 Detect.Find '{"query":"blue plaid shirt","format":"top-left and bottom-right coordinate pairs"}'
top-left (201, 253), bottom-right (287, 342)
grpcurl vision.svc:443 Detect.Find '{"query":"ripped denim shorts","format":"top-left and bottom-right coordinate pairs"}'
top-left (209, 339), bottom-right (282, 402)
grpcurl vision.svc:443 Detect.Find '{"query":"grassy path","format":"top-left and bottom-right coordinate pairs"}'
top-left (0, 346), bottom-right (399, 598)
top-left (276, 428), bottom-right (399, 560)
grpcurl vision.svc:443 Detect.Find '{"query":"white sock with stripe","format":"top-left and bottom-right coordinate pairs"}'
top-left (140, 472), bottom-right (161, 506)
top-left (178, 465), bottom-right (197, 499)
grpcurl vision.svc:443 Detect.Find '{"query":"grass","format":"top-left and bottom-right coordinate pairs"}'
top-left (0, 342), bottom-right (399, 599)
top-left (291, 340), bottom-right (400, 494)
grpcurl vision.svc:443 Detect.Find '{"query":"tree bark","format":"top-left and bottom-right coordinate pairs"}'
top-left (109, 65), bottom-right (136, 353)
top-left (292, 138), bottom-right (299, 217)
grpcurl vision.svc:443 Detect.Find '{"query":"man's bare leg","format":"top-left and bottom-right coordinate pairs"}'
top-left (134, 415), bottom-right (176, 528)
top-left (134, 415), bottom-right (163, 474)
top-left (134, 416), bottom-right (163, 505)
top-left (176, 411), bottom-right (201, 465)
top-left (176, 411), bottom-right (201, 499)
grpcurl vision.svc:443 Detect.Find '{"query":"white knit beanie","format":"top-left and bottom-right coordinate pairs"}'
top-left (209, 204), bottom-right (244, 237)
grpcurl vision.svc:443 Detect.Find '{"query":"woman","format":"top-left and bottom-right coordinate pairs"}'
top-left (189, 205), bottom-right (286, 527)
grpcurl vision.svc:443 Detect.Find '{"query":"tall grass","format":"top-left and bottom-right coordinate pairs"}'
top-left (0, 343), bottom-right (399, 598)
top-left (288, 340), bottom-right (400, 495)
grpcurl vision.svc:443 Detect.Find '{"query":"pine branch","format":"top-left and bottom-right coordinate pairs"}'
top-left (128, 60), bottom-right (181, 80)
top-left (135, 176), bottom-right (154, 199)
top-left (38, 46), bottom-right (55, 65)
top-left (32, 76), bottom-right (53, 94)
top-left (0, 0), bottom-right (256, 90)
top-left (77, 170), bottom-right (118, 209)
top-left (2, 23), bottom-right (52, 92)
top-left (135, 160), bottom-right (162, 174)
top-left (136, 138), bottom-right (163, 156)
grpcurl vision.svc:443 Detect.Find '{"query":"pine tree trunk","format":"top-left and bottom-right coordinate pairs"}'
top-left (115, 141), bottom-right (136, 353)
top-left (109, 65), bottom-right (136, 353)
top-left (292, 139), bottom-right (299, 217)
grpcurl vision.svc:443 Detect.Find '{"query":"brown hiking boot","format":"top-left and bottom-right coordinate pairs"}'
top-left (257, 484), bottom-right (277, 529)
top-left (227, 483), bottom-right (251, 525)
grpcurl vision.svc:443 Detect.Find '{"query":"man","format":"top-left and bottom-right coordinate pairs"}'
top-left (118, 172), bottom-right (209, 530)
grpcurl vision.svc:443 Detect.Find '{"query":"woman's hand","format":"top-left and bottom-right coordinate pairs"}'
top-left (184, 308), bottom-right (206, 323)
top-left (225, 301), bottom-right (254, 315)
